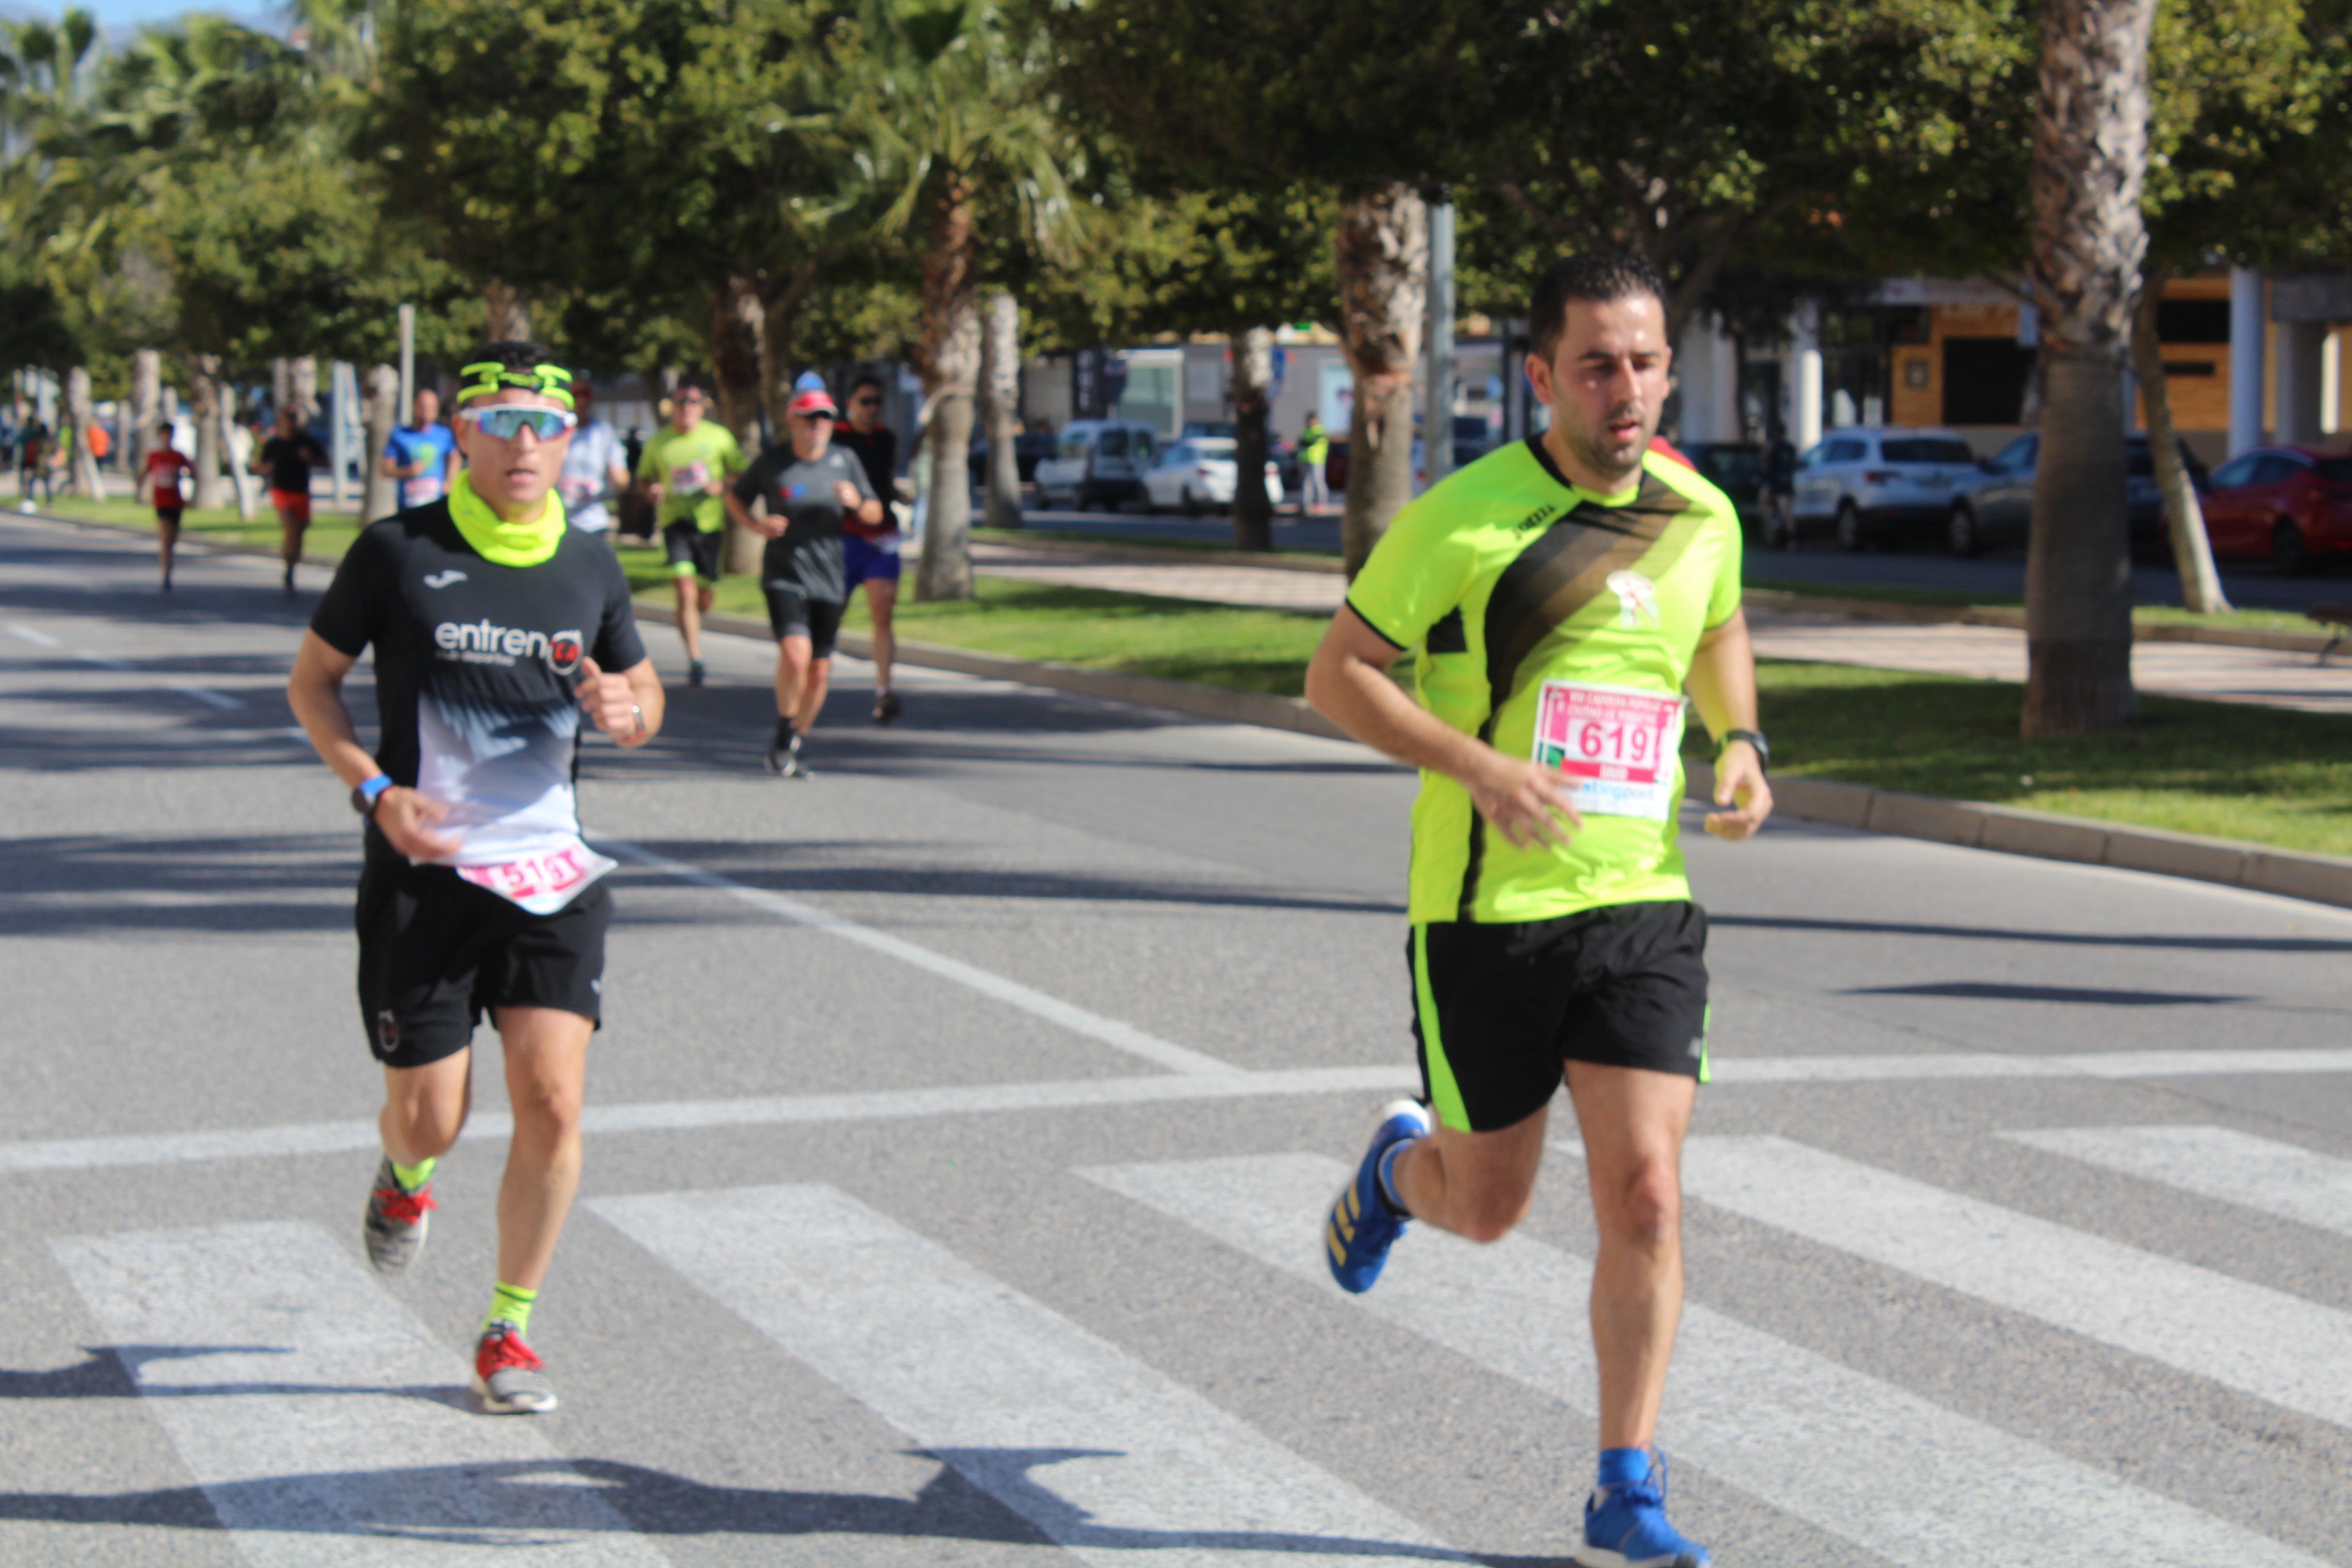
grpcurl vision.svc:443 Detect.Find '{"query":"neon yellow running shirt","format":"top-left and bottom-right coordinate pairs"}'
top-left (1346, 440), bottom-right (1743, 925)
top-left (636, 421), bottom-right (746, 533)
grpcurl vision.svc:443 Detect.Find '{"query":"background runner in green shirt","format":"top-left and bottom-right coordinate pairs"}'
top-left (635, 385), bottom-right (747, 685)
top-left (1302, 250), bottom-right (1770, 1568)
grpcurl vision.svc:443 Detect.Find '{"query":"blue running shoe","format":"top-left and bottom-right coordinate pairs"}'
top-left (1577, 1450), bottom-right (1709, 1568)
top-left (1323, 1098), bottom-right (1430, 1294)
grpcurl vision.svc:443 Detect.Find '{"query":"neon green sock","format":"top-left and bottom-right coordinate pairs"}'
top-left (390, 1157), bottom-right (436, 1192)
top-left (483, 1282), bottom-right (538, 1338)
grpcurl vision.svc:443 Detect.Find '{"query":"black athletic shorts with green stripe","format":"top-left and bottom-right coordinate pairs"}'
top-left (1409, 900), bottom-right (1710, 1133)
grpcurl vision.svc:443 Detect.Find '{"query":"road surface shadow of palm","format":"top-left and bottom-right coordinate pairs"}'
top-left (608, 837), bottom-right (1405, 918)
top-left (0, 834), bottom-right (355, 936)
top-left (0, 1450), bottom-right (1566, 1562)
top-left (1712, 913), bottom-right (2352, 954)
top-left (0, 1344), bottom-right (474, 1412)
top-left (1846, 981), bottom-right (2250, 1007)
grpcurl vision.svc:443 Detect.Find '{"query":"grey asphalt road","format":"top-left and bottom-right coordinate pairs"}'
top-left (4, 511), bottom-right (2351, 1567)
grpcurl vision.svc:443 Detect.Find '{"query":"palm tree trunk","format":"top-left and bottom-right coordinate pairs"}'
top-left (1335, 184), bottom-right (1428, 578)
top-left (757, 262), bottom-right (819, 436)
top-left (362, 363), bottom-right (401, 523)
top-left (915, 174), bottom-right (980, 601)
top-left (2131, 270), bottom-right (2230, 615)
top-left (981, 291), bottom-right (1023, 530)
top-left (712, 274), bottom-right (768, 576)
top-left (291, 356), bottom-right (318, 421)
top-left (129, 348), bottom-right (161, 479)
top-left (189, 356), bottom-right (227, 512)
top-left (2022, 0), bottom-right (2155, 736)
top-left (483, 280), bottom-right (532, 342)
top-left (1230, 325), bottom-right (1275, 551)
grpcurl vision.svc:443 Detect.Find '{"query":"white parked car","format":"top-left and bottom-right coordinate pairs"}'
top-left (1141, 437), bottom-right (1284, 513)
top-left (1032, 419), bottom-right (1161, 510)
top-left (1781, 427), bottom-right (1990, 551)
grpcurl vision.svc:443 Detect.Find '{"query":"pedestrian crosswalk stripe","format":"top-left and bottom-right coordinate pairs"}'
top-left (50, 1220), bottom-right (668, 1567)
top-left (1081, 1152), bottom-right (2332, 1568)
top-left (591, 1183), bottom-right (1465, 1566)
top-left (2000, 1123), bottom-right (2352, 1238)
top-left (1682, 1134), bottom-right (2352, 1433)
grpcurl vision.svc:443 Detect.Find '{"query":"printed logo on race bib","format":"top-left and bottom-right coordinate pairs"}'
top-left (1607, 570), bottom-right (1660, 627)
top-left (1533, 680), bottom-right (1686, 821)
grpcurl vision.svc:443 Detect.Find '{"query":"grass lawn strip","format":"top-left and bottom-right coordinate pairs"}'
top-left (29, 500), bottom-right (2341, 857)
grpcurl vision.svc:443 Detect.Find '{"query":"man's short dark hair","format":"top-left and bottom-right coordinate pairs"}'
top-left (1529, 251), bottom-right (1668, 361)
top-left (850, 372), bottom-right (885, 395)
top-left (463, 340), bottom-right (559, 376)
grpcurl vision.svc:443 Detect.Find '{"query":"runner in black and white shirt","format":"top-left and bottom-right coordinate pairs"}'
top-left (725, 382), bottom-right (883, 778)
top-left (288, 340), bottom-right (665, 1416)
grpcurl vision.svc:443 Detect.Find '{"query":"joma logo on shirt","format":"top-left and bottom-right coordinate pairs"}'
top-left (434, 619), bottom-right (585, 674)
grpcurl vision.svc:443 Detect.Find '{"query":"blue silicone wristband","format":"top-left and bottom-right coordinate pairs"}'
top-left (358, 773), bottom-right (393, 805)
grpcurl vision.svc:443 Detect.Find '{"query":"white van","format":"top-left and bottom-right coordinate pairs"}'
top-left (1032, 419), bottom-right (1160, 510)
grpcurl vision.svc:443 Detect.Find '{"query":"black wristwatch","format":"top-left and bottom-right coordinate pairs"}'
top-left (350, 774), bottom-right (393, 817)
top-left (1719, 729), bottom-right (1770, 771)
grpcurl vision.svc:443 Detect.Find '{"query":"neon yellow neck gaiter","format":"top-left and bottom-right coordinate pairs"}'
top-left (448, 470), bottom-right (567, 567)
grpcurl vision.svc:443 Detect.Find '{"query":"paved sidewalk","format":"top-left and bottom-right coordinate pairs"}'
top-left (971, 540), bottom-right (2352, 717)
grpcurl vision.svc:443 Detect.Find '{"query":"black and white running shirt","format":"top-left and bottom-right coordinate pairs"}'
top-left (312, 502), bottom-right (646, 868)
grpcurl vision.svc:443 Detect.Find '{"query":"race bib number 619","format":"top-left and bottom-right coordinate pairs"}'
top-left (1532, 681), bottom-right (1686, 821)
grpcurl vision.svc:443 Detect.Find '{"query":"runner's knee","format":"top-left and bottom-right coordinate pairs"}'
top-left (1593, 1156), bottom-right (1681, 1247)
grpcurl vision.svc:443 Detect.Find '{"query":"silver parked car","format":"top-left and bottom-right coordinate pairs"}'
top-left (1032, 419), bottom-right (1160, 510)
top-left (1780, 427), bottom-right (1989, 551)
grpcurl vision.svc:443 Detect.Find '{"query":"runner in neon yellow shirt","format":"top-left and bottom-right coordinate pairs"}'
top-left (636, 384), bottom-right (746, 685)
top-left (1302, 251), bottom-right (1771, 1568)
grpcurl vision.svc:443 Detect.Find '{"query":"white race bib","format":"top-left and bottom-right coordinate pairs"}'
top-left (453, 841), bottom-right (616, 915)
top-left (670, 459), bottom-right (710, 493)
top-left (402, 475), bottom-right (446, 509)
top-left (1531, 681), bottom-right (1686, 821)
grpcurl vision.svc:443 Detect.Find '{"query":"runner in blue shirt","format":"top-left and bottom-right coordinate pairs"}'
top-left (382, 389), bottom-right (458, 512)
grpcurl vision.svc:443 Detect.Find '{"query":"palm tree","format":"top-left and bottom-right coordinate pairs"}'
top-left (855, 0), bottom-right (1075, 600)
top-left (2022, 0), bottom-right (2157, 735)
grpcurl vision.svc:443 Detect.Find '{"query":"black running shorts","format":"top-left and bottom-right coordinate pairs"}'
top-left (355, 860), bottom-right (610, 1069)
top-left (762, 579), bottom-right (846, 658)
top-left (663, 519), bottom-right (723, 585)
top-left (1409, 900), bottom-right (1710, 1133)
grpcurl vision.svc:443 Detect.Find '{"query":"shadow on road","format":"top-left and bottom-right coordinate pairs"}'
top-left (0, 1449), bottom-right (1567, 1563)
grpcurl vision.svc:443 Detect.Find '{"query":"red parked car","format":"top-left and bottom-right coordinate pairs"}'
top-left (2198, 444), bottom-right (2352, 574)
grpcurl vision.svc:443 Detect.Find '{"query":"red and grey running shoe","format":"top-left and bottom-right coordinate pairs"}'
top-left (361, 1157), bottom-right (436, 1275)
top-left (474, 1324), bottom-right (557, 1415)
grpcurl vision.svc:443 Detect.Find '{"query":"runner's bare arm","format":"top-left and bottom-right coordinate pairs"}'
top-left (287, 631), bottom-right (459, 858)
top-left (1685, 608), bottom-right (1772, 842)
top-left (834, 480), bottom-right (885, 525)
top-left (575, 656), bottom-right (663, 747)
top-left (1306, 604), bottom-right (1580, 849)
top-left (723, 490), bottom-right (781, 540)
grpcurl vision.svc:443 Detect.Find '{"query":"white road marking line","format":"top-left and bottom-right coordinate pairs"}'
top-left (18, 1043), bottom-right (2352, 1177)
top-left (593, 1183), bottom-right (1463, 1566)
top-left (8, 621), bottom-right (61, 647)
top-left (0, 1064), bottom-right (1420, 1175)
top-left (1682, 1134), bottom-right (2352, 1433)
top-left (50, 1220), bottom-right (668, 1567)
top-left (76, 651), bottom-right (135, 672)
top-left (1713, 1047), bottom-right (2352, 1083)
top-left (2002, 1123), bottom-right (2352, 1237)
top-left (599, 836), bottom-right (1238, 1076)
top-left (1083, 1153), bottom-right (2331, 1568)
top-left (172, 684), bottom-right (242, 710)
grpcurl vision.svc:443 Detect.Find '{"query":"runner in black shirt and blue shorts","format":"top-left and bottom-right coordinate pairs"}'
top-left (288, 341), bottom-right (665, 1416)
top-left (725, 383), bottom-right (884, 778)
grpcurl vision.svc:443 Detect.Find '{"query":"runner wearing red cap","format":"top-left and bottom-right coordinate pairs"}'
top-left (725, 382), bottom-right (885, 777)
